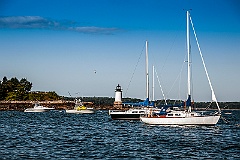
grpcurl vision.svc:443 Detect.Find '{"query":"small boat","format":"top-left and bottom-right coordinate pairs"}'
top-left (24, 103), bottom-right (55, 112)
top-left (224, 112), bottom-right (232, 115)
top-left (109, 106), bottom-right (160, 120)
top-left (140, 11), bottom-right (221, 125)
top-left (66, 99), bottom-right (95, 114)
top-left (223, 105), bottom-right (232, 114)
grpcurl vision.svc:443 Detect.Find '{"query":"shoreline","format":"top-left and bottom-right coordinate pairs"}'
top-left (0, 100), bottom-right (116, 111)
top-left (0, 100), bottom-right (239, 111)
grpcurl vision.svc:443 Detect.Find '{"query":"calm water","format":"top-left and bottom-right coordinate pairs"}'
top-left (0, 110), bottom-right (239, 159)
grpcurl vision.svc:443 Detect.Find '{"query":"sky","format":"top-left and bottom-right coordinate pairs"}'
top-left (0, 0), bottom-right (239, 102)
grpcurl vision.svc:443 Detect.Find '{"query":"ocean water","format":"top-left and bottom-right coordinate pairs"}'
top-left (0, 110), bottom-right (239, 159)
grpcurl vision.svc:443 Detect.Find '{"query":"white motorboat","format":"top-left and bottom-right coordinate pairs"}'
top-left (24, 103), bottom-right (55, 112)
top-left (66, 99), bottom-right (95, 114)
top-left (224, 112), bottom-right (232, 115)
top-left (140, 11), bottom-right (221, 125)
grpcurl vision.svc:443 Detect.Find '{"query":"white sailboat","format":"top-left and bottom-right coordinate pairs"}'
top-left (140, 11), bottom-right (221, 125)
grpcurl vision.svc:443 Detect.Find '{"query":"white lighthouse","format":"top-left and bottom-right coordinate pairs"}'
top-left (114, 84), bottom-right (122, 109)
top-left (115, 84), bottom-right (122, 102)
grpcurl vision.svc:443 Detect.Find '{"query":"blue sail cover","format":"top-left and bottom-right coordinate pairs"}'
top-left (153, 96), bottom-right (191, 116)
top-left (159, 105), bottom-right (169, 115)
top-left (156, 100), bottom-right (186, 115)
top-left (123, 98), bottom-right (154, 107)
top-left (139, 98), bottom-right (154, 106)
top-left (186, 95), bottom-right (191, 107)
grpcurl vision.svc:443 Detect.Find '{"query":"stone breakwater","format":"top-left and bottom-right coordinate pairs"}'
top-left (0, 101), bottom-right (116, 111)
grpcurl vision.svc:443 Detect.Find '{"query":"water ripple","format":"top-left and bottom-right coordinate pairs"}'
top-left (0, 110), bottom-right (239, 159)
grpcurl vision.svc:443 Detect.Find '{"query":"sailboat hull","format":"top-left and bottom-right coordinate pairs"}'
top-left (109, 109), bottom-right (147, 120)
top-left (110, 113), bottom-right (144, 120)
top-left (140, 115), bottom-right (220, 125)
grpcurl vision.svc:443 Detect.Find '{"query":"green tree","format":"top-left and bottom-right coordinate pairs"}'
top-left (29, 91), bottom-right (60, 101)
top-left (0, 77), bottom-right (8, 100)
top-left (19, 78), bottom-right (32, 100)
top-left (0, 76), bottom-right (33, 101)
top-left (0, 76), bottom-right (63, 101)
top-left (45, 91), bottom-right (60, 100)
top-left (20, 78), bottom-right (32, 92)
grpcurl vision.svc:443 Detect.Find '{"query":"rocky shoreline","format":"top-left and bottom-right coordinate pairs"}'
top-left (0, 101), bottom-right (115, 111)
top-left (0, 101), bottom-right (239, 111)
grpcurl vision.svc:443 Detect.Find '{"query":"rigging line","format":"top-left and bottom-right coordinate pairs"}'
top-left (159, 30), bottom-right (180, 75)
top-left (189, 14), bottom-right (220, 112)
top-left (159, 22), bottom-right (185, 99)
top-left (166, 55), bottom-right (186, 99)
top-left (154, 67), bottom-right (167, 105)
top-left (124, 43), bottom-right (145, 97)
top-left (178, 54), bottom-right (187, 100)
top-left (205, 101), bottom-right (213, 110)
top-left (221, 116), bottom-right (230, 124)
top-left (159, 11), bottom-right (185, 75)
top-left (190, 43), bottom-right (194, 102)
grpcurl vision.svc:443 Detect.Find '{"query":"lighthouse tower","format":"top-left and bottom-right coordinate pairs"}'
top-left (114, 84), bottom-right (123, 109)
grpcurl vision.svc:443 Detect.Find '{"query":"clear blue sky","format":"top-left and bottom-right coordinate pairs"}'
top-left (0, 0), bottom-right (239, 101)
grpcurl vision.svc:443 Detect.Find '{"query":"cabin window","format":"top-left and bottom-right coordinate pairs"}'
top-left (139, 111), bottom-right (145, 113)
top-left (167, 114), bottom-right (173, 116)
top-left (191, 114), bottom-right (194, 116)
top-left (173, 107), bottom-right (180, 111)
top-left (175, 114), bottom-right (181, 116)
top-left (132, 111), bottom-right (138, 113)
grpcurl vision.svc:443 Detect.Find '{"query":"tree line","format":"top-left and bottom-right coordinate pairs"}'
top-left (1, 77), bottom-right (239, 109)
top-left (0, 77), bottom-right (60, 101)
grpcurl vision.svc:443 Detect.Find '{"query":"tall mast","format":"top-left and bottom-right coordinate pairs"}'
top-left (146, 41), bottom-right (149, 99)
top-left (152, 65), bottom-right (155, 101)
top-left (187, 11), bottom-right (191, 102)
